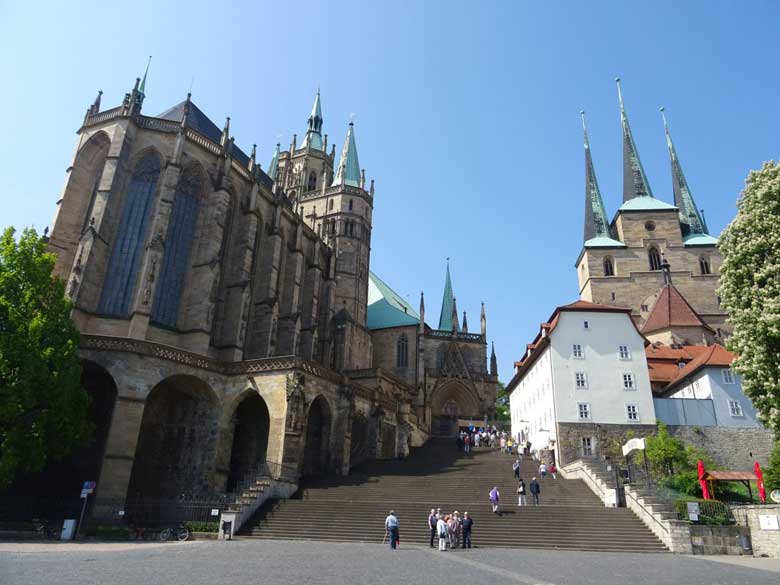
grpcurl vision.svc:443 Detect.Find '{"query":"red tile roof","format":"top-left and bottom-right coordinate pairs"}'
top-left (665, 344), bottom-right (735, 390)
top-left (645, 343), bottom-right (713, 387)
top-left (641, 284), bottom-right (713, 333)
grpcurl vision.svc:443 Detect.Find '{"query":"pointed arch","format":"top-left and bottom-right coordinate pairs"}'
top-left (603, 256), bottom-right (615, 277)
top-left (303, 395), bottom-right (333, 476)
top-left (699, 255), bottom-right (711, 275)
top-left (307, 171), bottom-right (317, 191)
top-left (396, 333), bottom-right (409, 368)
top-left (151, 163), bottom-right (206, 327)
top-left (648, 246), bottom-right (662, 271)
top-left (99, 151), bottom-right (162, 315)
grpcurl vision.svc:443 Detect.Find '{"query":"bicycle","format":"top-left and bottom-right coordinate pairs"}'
top-left (32, 518), bottom-right (60, 540)
top-left (158, 522), bottom-right (190, 542)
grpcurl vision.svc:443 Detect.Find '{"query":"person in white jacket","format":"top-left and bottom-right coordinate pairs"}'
top-left (436, 515), bottom-right (449, 551)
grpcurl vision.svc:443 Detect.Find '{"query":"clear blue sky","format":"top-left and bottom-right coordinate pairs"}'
top-left (2, 1), bottom-right (778, 383)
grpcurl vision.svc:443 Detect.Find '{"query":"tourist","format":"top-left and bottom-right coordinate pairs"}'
top-left (506, 438), bottom-right (513, 454)
top-left (539, 461), bottom-right (547, 479)
top-left (437, 514), bottom-right (449, 551)
top-left (517, 478), bottom-right (527, 506)
top-left (464, 433), bottom-right (471, 454)
top-left (448, 512), bottom-right (458, 549)
top-left (474, 432), bottom-right (481, 448)
top-left (530, 477), bottom-right (541, 506)
top-left (549, 462), bottom-right (557, 479)
top-left (499, 434), bottom-right (506, 451)
top-left (489, 486), bottom-right (500, 514)
top-left (428, 508), bottom-right (437, 547)
top-left (461, 512), bottom-right (473, 548)
top-left (385, 510), bottom-right (399, 550)
top-left (512, 458), bottom-right (520, 480)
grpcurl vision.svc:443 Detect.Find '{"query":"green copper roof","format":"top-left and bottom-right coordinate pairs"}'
top-left (662, 108), bottom-right (708, 237)
top-left (268, 143), bottom-right (281, 181)
top-left (437, 262), bottom-right (460, 331)
top-left (301, 91), bottom-right (324, 150)
top-left (617, 79), bottom-right (654, 202)
top-left (139, 56), bottom-right (151, 97)
top-left (584, 236), bottom-right (626, 248)
top-left (683, 233), bottom-right (718, 246)
top-left (619, 196), bottom-right (677, 212)
top-left (367, 271), bottom-right (420, 330)
top-left (332, 122), bottom-right (361, 187)
top-left (581, 111), bottom-right (614, 244)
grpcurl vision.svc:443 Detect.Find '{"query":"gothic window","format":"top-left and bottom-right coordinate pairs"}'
top-left (329, 199), bottom-right (334, 211)
top-left (648, 247), bottom-right (662, 271)
top-left (396, 334), bottom-right (409, 368)
top-left (307, 171), bottom-right (317, 191)
top-left (98, 153), bottom-right (161, 316)
top-left (346, 220), bottom-right (354, 236)
top-left (436, 345), bottom-right (446, 369)
top-left (699, 256), bottom-right (711, 275)
top-left (603, 257), bottom-right (615, 276)
top-left (349, 199), bottom-right (354, 211)
top-left (151, 166), bottom-right (203, 327)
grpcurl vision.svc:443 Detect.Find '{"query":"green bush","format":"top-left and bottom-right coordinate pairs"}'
top-left (674, 499), bottom-right (733, 525)
top-left (185, 521), bottom-right (219, 533)
top-left (85, 525), bottom-right (131, 540)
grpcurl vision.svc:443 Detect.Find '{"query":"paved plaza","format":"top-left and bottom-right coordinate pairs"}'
top-left (2, 539), bottom-right (779, 585)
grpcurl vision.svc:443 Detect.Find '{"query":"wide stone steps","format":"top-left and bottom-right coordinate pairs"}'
top-left (239, 441), bottom-right (668, 552)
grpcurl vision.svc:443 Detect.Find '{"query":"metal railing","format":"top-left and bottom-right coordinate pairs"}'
top-left (95, 495), bottom-right (230, 526)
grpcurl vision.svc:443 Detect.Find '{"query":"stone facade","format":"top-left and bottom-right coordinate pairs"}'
top-left (732, 505), bottom-right (780, 558)
top-left (666, 426), bottom-right (775, 471)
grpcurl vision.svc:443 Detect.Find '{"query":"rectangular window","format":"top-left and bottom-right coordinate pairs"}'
top-left (729, 400), bottom-right (743, 417)
top-left (622, 373), bottom-right (636, 390)
top-left (619, 345), bottom-right (631, 360)
top-left (626, 404), bottom-right (639, 422)
top-left (578, 403), bottom-right (591, 420)
top-left (575, 372), bottom-right (588, 389)
top-left (583, 320), bottom-right (590, 330)
top-left (572, 344), bottom-right (584, 359)
top-left (581, 437), bottom-right (593, 456)
top-left (722, 369), bottom-right (735, 384)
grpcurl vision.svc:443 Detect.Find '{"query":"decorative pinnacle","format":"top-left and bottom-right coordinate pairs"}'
top-left (660, 106), bottom-right (670, 131)
top-left (615, 77), bottom-right (625, 111)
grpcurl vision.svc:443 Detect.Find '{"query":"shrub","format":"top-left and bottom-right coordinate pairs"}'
top-left (185, 521), bottom-right (219, 533)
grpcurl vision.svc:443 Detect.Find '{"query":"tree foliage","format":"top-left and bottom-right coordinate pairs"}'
top-left (645, 422), bottom-right (689, 477)
top-left (0, 227), bottom-right (90, 488)
top-left (718, 161), bottom-right (780, 433)
top-left (764, 441), bottom-right (780, 494)
top-left (494, 381), bottom-right (509, 420)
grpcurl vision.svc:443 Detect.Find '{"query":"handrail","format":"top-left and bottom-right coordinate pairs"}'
top-left (624, 487), bottom-right (670, 534)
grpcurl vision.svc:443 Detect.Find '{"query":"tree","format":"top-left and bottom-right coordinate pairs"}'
top-left (718, 161), bottom-right (780, 433)
top-left (0, 227), bottom-right (90, 488)
top-left (764, 441), bottom-right (780, 494)
top-left (494, 381), bottom-right (509, 421)
top-left (645, 422), bottom-right (688, 477)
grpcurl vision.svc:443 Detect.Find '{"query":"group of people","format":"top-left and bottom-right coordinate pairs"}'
top-left (428, 508), bottom-right (473, 551)
top-left (510, 459), bottom-right (555, 507)
top-left (457, 427), bottom-right (536, 457)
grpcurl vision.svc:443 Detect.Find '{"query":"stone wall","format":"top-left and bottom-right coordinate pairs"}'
top-left (623, 484), bottom-right (692, 553)
top-left (666, 426), bottom-right (775, 470)
top-left (689, 524), bottom-right (751, 555)
top-left (556, 422), bottom-right (657, 466)
top-left (733, 505), bottom-right (780, 558)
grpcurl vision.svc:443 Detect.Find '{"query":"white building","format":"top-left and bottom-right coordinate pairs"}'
top-left (507, 300), bottom-right (657, 464)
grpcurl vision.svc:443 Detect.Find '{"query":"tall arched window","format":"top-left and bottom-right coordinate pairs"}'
top-left (99, 153), bottom-right (161, 315)
top-left (396, 334), bottom-right (409, 368)
top-left (151, 165), bottom-right (204, 327)
top-left (307, 171), bottom-right (317, 191)
top-left (699, 256), bottom-right (711, 275)
top-left (648, 247), bottom-right (662, 271)
top-left (603, 257), bottom-right (615, 277)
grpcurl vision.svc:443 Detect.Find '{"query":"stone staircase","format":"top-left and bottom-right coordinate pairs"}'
top-left (239, 439), bottom-right (668, 552)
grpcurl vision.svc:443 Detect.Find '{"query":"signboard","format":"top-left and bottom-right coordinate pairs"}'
top-left (622, 438), bottom-right (646, 457)
top-left (758, 515), bottom-right (779, 531)
top-left (211, 509), bottom-right (220, 517)
top-left (687, 502), bottom-right (700, 522)
top-left (605, 489), bottom-right (617, 508)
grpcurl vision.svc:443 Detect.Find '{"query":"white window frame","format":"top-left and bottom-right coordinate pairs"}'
top-left (626, 404), bottom-right (639, 422)
top-left (722, 369), bottom-right (735, 384)
top-left (575, 372), bottom-right (588, 389)
top-left (572, 344), bottom-right (584, 359)
top-left (578, 402), bottom-right (591, 420)
top-left (622, 373), bottom-right (636, 390)
top-left (728, 400), bottom-right (744, 417)
top-left (618, 345), bottom-right (631, 360)
top-left (581, 437), bottom-right (593, 456)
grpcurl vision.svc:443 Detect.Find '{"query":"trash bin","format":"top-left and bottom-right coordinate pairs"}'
top-left (61, 519), bottom-right (77, 541)
top-left (737, 534), bottom-right (752, 553)
top-left (221, 520), bottom-right (232, 540)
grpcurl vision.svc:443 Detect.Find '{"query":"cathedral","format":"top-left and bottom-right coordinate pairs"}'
top-left (43, 71), bottom-right (498, 513)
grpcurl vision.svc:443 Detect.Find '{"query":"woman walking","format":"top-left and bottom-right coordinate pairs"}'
top-left (489, 486), bottom-right (500, 514)
top-left (517, 478), bottom-right (527, 506)
top-left (437, 514), bottom-right (449, 551)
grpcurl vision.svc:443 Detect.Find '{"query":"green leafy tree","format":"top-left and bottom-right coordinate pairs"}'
top-left (0, 227), bottom-right (90, 488)
top-left (764, 441), bottom-right (780, 494)
top-left (645, 422), bottom-right (688, 477)
top-left (718, 161), bottom-right (780, 433)
top-left (494, 381), bottom-right (509, 421)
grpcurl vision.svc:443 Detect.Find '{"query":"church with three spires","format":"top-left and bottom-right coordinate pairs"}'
top-left (40, 69), bottom-right (498, 514)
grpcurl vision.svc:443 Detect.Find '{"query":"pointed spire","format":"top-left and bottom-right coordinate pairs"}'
top-left (91, 90), bottom-right (103, 115)
top-left (419, 291), bottom-right (426, 331)
top-left (616, 78), bottom-right (653, 202)
top-left (331, 121), bottom-right (361, 187)
top-left (301, 90), bottom-right (324, 150)
top-left (220, 116), bottom-right (230, 148)
top-left (490, 342), bottom-right (497, 377)
top-left (437, 259), bottom-right (460, 331)
top-left (249, 144), bottom-right (257, 172)
top-left (480, 302), bottom-right (486, 338)
top-left (451, 298), bottom-right (459, 334)
top-left (139, 56), bottom-right (152, 97)
top-left (462, 311), bottom-right (469, 333)
top-left (269, 143), bottom-right (281, 181)
top-left (660, 107), bottom-right (707, 236)
top-left (581, 110), bottom-right (612, 243)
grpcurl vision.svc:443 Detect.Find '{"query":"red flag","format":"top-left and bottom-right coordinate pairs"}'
top-left (754, 461), bottom-right (766, 504)
top-left (697, 459), bottom-right (710, 500)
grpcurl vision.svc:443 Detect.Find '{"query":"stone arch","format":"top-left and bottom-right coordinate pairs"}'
top-left (430, 381), bottom-right (481, 437)
top-left (226, 390), bottom-right (270, 492)
top-left (127, 375), bottom-right (220, 502)
top-left (302, 394), bottom-right (332, 476)
top-left (648, 246), bottom-right (662, 271)
top-left (603, 256), bottom-right (615, 277)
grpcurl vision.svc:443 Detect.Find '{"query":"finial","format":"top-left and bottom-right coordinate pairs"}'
top-left (615, 77), bottom-right (625, 110)
top-left (660, 106), bottom-right (669, 131)
top-left (139, 56), bottom-right (152, 95)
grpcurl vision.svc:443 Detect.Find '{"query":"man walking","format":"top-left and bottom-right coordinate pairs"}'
top-left (427, 508), bottom-right (437, 548)
top-left (461, 512), bottom-right (473, 548)
top-left (517, 478), bottom-right (527, 506)
top-left (530, 477), bottom-right (541, 506)
top-left (512, 458), bottom-right (520, 480)
top-left (385, 510), bottom-right (399, 550)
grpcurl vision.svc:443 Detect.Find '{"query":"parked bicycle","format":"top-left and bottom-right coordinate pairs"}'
top-left (32, 518), bottom-right (60, 539)
top-left (158, 522), bottom-right (190, 542)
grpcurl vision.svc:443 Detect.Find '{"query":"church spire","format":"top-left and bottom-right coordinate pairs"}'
top-left (617, 78), bottom-right (653, 202)
top-left (139, 56), bottom-right (151, 98)
top-left (462, 311), bottom-right (469, 333)
top-left (301, 90), bottom-right (324, 150)
top-left (490, 342), bottom-right (497, 377)
top-left (438, 260), bottom-right (459, 332)
top-left (332, 121), bottom-right (361, 187)
top-left (661, 107), bottom-right (707, 236)
top-left (268, 143), bottom-right (281, 181)
top-left (581, 110), bottom-right (611, 243)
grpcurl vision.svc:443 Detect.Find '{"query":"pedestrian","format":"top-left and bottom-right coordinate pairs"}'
top-left (437, 514), bottom-right (449, 551)
top-left (500, 435), bottom-right (506, 451)
top-left (512, 458), bottom-right (520, 480)
top-left (539, 461), bottom-right (547, 479)
top-left (474, 432), bottom-right (481, 448)
top-left (461, 512), bottom-right (473, 548)
top-left (530, 477), bottom-right (541, 506)
top-left (464, 433), bottom-right (471, 454)
top-left (427, 508), bottom-right (437, 548)
top-left (385, 510), bottom-right (399, 550)
top-left (517, 478), bottom-right (527, 506)
top-left (489, 486), bottom-right (500, 514)
top-left (448, 512), bottom-right (458, 549)
top-left (550, 462), bottom-right (557, 480)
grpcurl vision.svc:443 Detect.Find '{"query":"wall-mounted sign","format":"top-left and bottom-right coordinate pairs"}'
top-left (687, 502), bottom-right (700, 522)
top-left (758, 515), bottom-right (779, 531)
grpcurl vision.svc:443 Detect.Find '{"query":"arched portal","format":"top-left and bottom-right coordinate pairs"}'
top-left (350, 411), bottom-right (369, 467)
top-left (227, 393), bottom-right (270, 492)
top-left (127, 375), bottom-right (219, 501)
top-left (302, 395), bottom-right (332, 476)
top-left (431, 382), bottom-right (481, 437)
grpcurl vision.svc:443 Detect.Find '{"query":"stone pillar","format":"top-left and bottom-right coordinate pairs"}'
top-left (280, 372), bottom-right (307, 480)
top-left (332, 385), bottom-right (354, 475)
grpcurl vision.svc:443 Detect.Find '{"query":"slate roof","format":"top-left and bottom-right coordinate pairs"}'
top-left (367, 271), bottom-right (420, 330)
top-left (582, 111), bottom-right (615, 244)
top-left (641, 284), bottom-right (713, 334)
top-left (437, 262), bottom-right (459, 332)
top-left (332, 122), bottom-right (361, 187)
top-left (617, 79), bottom-right (654, 202)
